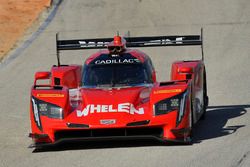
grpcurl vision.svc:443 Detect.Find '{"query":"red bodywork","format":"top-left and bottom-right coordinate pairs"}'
top-left (29, 35), bottom-right (208, 147)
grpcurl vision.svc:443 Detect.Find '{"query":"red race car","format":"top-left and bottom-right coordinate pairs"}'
top-left (29, 30), bottom-right (208, 148)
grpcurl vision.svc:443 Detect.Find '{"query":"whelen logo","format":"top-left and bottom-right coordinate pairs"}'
top-left (76, 103), bottom-right (144, 117)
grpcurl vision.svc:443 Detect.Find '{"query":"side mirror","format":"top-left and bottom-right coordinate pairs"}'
top-left (35, 71), bottom-right (51, 80)
top-left (178, 67), bottom-right (193, 73)
top-left (34, 71), bottom-right (51, 86)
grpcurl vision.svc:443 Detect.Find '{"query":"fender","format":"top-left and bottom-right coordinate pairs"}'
top-left (51, 65), bottom-right (82, 88)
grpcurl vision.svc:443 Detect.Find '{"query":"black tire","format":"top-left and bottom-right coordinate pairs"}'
top-left (201, 69), bottom-right (208, 120)
top-left (185, 92), bottom-right (193, 145)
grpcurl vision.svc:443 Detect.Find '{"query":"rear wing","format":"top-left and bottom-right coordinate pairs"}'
top-left (56, 28), bottom-right (204, 66)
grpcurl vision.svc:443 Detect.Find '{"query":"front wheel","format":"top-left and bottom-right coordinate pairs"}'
top-left (187, 102), bottom-right (193, 144)
top-left (201, 69), bottom-right (208, 120)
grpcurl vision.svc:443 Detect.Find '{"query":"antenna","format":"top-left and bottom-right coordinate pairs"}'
top-left (201, 28), bottom-right (204, 61)
top-left (56, 33), bottom-right (61, 66)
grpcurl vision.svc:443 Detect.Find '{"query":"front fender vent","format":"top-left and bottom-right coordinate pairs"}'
top-left (126, 120), bottom-right (150, 126)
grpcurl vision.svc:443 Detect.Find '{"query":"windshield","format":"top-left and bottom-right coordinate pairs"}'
top-left (82, 64), bottom-right (152, 87)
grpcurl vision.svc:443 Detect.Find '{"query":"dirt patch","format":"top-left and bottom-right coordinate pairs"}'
top-left (0, 0), bottom-right (52, 61)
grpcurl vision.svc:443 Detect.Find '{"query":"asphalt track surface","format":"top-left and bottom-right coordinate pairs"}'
top-left (0, 0), bottom-right (250, 167)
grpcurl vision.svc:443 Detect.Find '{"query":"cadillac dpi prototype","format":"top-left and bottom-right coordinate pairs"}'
top-left (29, 30), bottom-right (208, 148)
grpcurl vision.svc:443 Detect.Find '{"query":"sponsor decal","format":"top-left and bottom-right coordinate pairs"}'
top-left (37, 94), bottom-right (64, 97)
top-left (94, 58), bottom-right (140, 65)
top-left (144, 37), bottom-right (184, 45)
top-left (100, 119), bottom-right (116, 125)
top-left (153, 89), bottom-right (182, 94)
top-left (79, 41), bottom-right (109, 47)
top-left (76, 103), bottom-right (144, 117)
top-left (78, 37), bottom-right (184, 47)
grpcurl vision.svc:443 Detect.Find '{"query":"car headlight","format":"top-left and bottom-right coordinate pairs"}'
top-left (154, 90), bottom-right (188, 123)
top-left (32, 97), bottom-right (63, 119)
